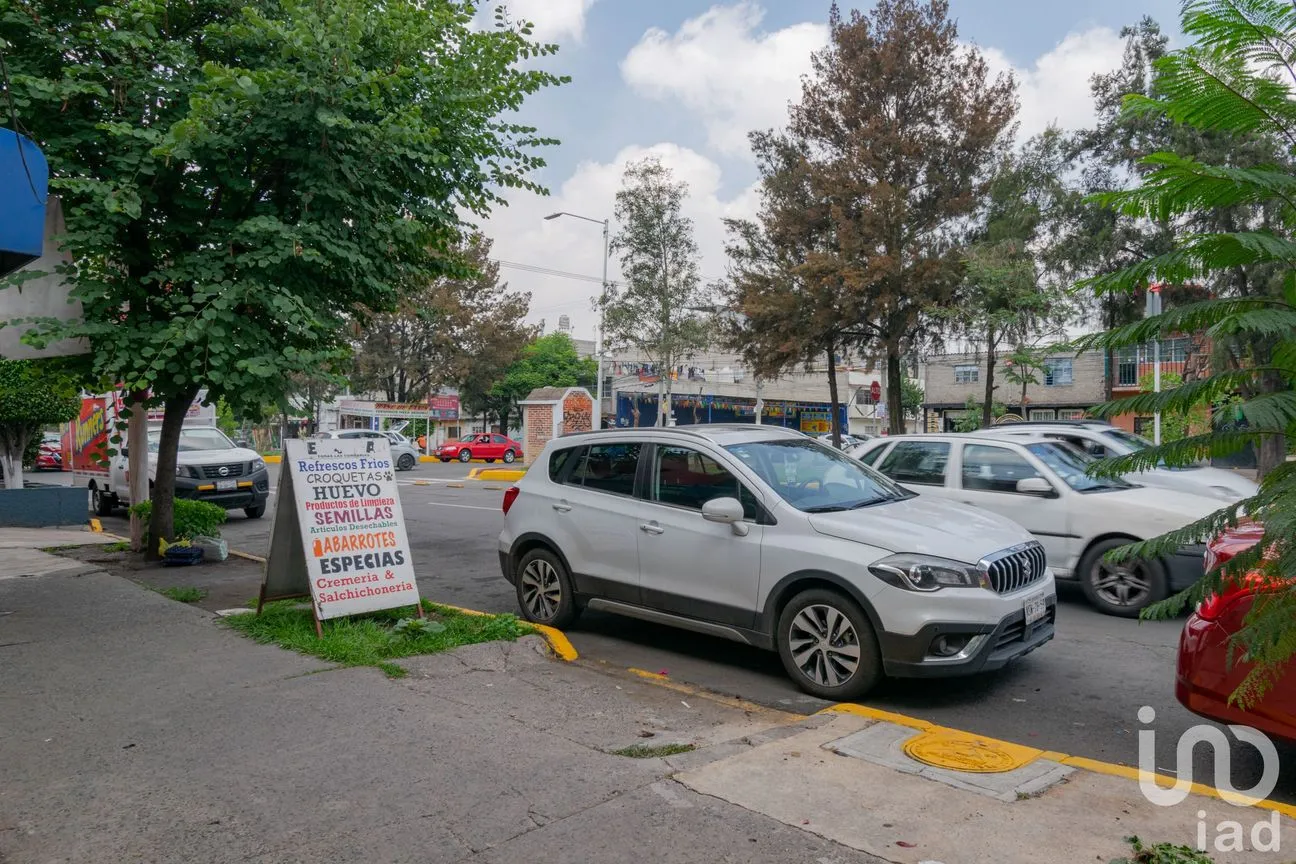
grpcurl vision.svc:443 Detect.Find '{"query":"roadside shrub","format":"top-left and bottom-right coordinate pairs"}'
top-left (129, 499), bottom-right (227, 542)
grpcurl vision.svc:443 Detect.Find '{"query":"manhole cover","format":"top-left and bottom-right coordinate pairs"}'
top-left (902, 730), bottom-right (1033, 774)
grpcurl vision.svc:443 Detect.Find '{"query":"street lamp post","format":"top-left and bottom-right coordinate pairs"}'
top-left (545, 211), bottom-right (609, 427)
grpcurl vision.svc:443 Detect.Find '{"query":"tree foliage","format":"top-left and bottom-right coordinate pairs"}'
top-left (352, 235), bottom-right (530, 403)
top-left (723, 130), bottom-right (855, 446)
top-left (0, 359), bottom-right (81, 489)
top-left (601, 158), bottom-right (710, 425)
top-left (787, 0), bottom-right (1017, 433)
top-left (1077, 0), bottom-right (1296, 707)
top-left (2, 0), bottom-right (562, 549)
top-left (480, 333), bottom-right (595, 432)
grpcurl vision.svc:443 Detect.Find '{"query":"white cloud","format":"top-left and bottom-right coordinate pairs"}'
top-left (480, 143), bottom-right (758, 338)
top-left (496, 0), bottom-right (598, 43)
top-left (979, 28), bottom-right (1127, 141)
top-left (621, 3), bottom-right (828, 156)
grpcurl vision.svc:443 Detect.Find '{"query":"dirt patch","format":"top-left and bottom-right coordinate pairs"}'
top-left (50, 546), bottom-right (265, 612)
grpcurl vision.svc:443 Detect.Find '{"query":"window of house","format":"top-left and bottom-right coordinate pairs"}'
top-left (652, 445), bottom-right (758, 519)
top-left (954, 365), bottom-right (979, 384)
top-left (1116, 347), bottom-right (1139, 386)
top-left (569, 443), bottom-right (642, 496)
top-left (961, 444), bottom-right (1043, 494)
top-left (877, 441), bottom-right (950, 486)
top-left (1043, 358), bottom-right (1073, 386)
top-left (1029, 409), bottom-right (1056, 421)
top-left (1057, 409), bottom-right (1087, 421)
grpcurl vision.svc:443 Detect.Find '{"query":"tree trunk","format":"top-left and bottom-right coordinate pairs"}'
top-left (982, 328), bottom-right (996, 429)
top-left (826, 344), bottom-right (842, 448)
top-left (886, 350), bottom-right (904, 435)
top-left (0, 426), bottom-right (26, 490)
top-left (1256, 369), bottom-right (1288, 479)
top-left (127, 394), bottom-right (149, 553)
top-left (147, 390), bottom-right (198, 559)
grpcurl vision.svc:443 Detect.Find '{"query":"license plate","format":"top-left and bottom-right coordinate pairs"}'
top-left (215, 479), bottom-right (237, 492)
top-left (1024, 593), bottom-right (1048, 628)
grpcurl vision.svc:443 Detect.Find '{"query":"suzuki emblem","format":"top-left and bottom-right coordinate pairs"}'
top-left (1023, 559), bottom-right (1033, 578)
top-left (217, 466), bottom-right (229, 477)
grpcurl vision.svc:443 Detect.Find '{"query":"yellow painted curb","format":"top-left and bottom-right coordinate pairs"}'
top-left (88, 518), bottom-right (103, 533)
top-left (821, 704), bottom-right (1296, 818)
top-left (262, 454), bottom-right (282, 464)
top-left (466, 468), bottom-right (481, 480)
top-left (431, 602), bottom-right (577, 662)
top-left (474, 469), bottom-right (525, 482)
top-left (419, 455), bottom-right (439, 462)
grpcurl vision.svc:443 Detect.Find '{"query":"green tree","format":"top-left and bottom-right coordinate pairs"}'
top-left (789, 0), bottom-right (1016, 434)
top-left (353, 236), bottom-right (529, 404)
top-left (900, 377), bottom-right (925, 422)
top-left (2, 0), bottom-right (562, 552)
top-left (0, 359), bottom-right (80, 489)
top-left (1134, 370), bottom-right (1209, 443)
top-left (485, 333), bottom-right (595, 433)
top-left (953, 395), bottom-right (1005, 433)
top-left (601, 158), bottom-right (711, 426)
top-left (1001, 344), bottom-right (1052, 413)
top-left (1079, 0), bottom-right (1296, 706)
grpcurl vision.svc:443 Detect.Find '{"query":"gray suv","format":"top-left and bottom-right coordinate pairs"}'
top-left (498, 425), bottom-right (1056, 700)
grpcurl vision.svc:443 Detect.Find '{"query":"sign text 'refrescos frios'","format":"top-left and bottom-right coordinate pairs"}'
top-left (277, 437), bottom-right (421, 620)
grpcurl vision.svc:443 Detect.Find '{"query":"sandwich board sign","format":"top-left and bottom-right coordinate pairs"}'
top-left (258, 436), bottom-right (422, 632)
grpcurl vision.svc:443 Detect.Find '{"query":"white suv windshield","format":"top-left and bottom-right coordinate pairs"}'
top-left (148, 428), bottom-right (236, 452)
top-left (1101, 428), bottom-right (1202, 470)
top-left (724, 439), bottom-right (909, 513)
top-left (1025, 442), bottom-right (1130, 492)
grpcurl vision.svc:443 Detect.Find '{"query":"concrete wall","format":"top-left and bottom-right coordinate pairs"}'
top-left (0, 197), bottom-right (88, 359)
top-left (924, 349), bottom-right (1107, 410)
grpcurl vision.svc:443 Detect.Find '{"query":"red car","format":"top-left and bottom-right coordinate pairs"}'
top-left (1176, 522), bottom-right (1295, 743)
top-left (436, 433), bottom-right (523, 464)
top-left (34, 433), bottom-right (62, 471)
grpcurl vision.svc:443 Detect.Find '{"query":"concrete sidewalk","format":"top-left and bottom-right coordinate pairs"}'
top-left (3, 543), bottom-right (1293, 862)
top-left (0, 568), bottom-right (880, 864)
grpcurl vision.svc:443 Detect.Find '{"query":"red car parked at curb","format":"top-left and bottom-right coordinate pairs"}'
top-left (436, 433), bottom-right (523, 464)
top-left (1176, 522), bottom-right (1295, 743)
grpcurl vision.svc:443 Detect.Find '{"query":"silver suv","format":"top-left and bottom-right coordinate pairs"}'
top-left (498, 425), bottom-right (1056, 700)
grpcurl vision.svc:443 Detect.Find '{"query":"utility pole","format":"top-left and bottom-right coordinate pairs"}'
top-left (1147, 284), bottom-right (1163, 445)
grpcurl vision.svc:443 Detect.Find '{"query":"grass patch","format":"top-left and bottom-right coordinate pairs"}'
top-left (1111, 837), bottom-right (1216, 864)
top-left (158, 586), bottom-right (207, 603)
top-left (222, 599), bottom-right (531, 677)
top-left (103, 541), bottom-right (131, 553)
top-left (610, 743), bottom-right (696, 759)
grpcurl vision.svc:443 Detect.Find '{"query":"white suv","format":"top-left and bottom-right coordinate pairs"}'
top-left (498, 425), bottom-right (1056, 700)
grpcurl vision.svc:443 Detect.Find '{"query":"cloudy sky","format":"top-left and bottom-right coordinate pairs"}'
top-left (477, 0), bottom-right (1184, 341)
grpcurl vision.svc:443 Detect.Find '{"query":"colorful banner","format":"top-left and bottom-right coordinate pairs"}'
top-left (65, 396), bottom-right (110, 474)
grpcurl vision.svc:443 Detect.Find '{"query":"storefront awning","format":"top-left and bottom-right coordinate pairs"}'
top-left (0, 128), bottom-right (49, 277)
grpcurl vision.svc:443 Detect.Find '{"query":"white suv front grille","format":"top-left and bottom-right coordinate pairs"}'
top-left (981, 542), bottom-right (1048, 594)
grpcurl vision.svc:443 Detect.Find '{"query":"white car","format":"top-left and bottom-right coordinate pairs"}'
top-left (975, 421), bottom-right (1256, 502)
top-left (498, 425), bottom-right (1055, 700)
top-left (316, 429), bottom-right (419, 471)
top-left (852, 433), bottom-right (1225, 617)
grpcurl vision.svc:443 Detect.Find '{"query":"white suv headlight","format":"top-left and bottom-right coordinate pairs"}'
top-left (869, 554), bottom-right (990, 592)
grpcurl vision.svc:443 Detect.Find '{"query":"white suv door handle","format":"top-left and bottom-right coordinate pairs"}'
top-left (553, 501), bottom-right (572, 513)
top-left (640, 522), bottom-right (664, 535)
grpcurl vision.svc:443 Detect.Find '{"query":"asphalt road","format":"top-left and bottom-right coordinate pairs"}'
top-left (79, 459), bottom-right (1294, 804)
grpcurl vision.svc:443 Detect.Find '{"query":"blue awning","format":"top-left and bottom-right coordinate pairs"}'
top-left (0, 128), bottom-right (49, 277)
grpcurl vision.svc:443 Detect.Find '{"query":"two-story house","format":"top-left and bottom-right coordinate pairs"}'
top-left (922, 349), bottom-right (1106, 431)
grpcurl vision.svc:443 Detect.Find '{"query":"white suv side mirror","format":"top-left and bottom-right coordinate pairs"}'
top-left (701, 497), bottom-right (750, 536)
top-left (1016, 477), bottom-right (1057, 497)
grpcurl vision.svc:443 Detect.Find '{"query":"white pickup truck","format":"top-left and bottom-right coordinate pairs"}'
top-left (65, 395), bottom-right (270, 519)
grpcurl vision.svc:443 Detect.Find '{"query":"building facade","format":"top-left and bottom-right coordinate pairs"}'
top-left (923, 349), bottom-right (1106, 431)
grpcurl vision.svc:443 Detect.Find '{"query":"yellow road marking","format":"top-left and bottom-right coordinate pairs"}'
top-left (431, 602), bottom-right (577, 662)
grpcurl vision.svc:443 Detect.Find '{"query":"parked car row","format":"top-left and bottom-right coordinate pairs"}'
top-left (496, 421), bottom-right (1271, 712)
